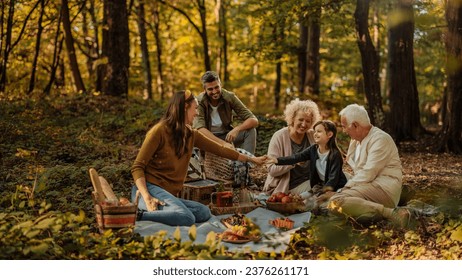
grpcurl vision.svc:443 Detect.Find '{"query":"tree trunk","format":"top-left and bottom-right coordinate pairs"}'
top-left (274, 61), bottom-right (282, 111)
top-left (354, 0), bottom-right (385, 128)
top-left (102, 0), bottom-right (130, 97)
top-left (219, 0), bottom-right (229, 82)
top-left (387, 0), bottom-right (423, 141)
top-left (436, 0), bottom-right (462, 153)
top-left (151, 0), bottom-right (165, 101)
top-left (61, 0), bottom-right (86, 93)
top-left (44, 7), bottom-right (63, 95)
top-left (158, 0), bottom-right (211, 72)
top-left (273, 19), bottom-right (285, 110)
top-left (0, 1), bottom-right (14, 93)
top-left (28, 0), bottom-right (45, 94)
top-left (298, 20), bottom-right (308, 96)
top-left (198, 0), bottom-right (211, 71)
top-left (136, 1), bottom-right (153, 100)
top-left (305, 6), bottom-right (321, 96)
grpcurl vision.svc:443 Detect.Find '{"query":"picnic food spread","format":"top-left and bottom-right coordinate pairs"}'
top-left (218, 214), bottom-right (261, 243)
top-left (269, 217), bottom-right (295, 230)
top-left (266, 192), bottom-right (304, 203)
top-left (266, 192), bottom-right (305, 214)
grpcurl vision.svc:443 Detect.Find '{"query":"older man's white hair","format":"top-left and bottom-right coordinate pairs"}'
top-left (339, 104), bottom-right (371, 127)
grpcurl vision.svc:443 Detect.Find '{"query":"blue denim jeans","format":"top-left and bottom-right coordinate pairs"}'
top-left (131, 183), bottom-right (211, 226)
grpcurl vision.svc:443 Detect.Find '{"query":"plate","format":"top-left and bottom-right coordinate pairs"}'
top-left (220, 213), bottom-right (246, 228)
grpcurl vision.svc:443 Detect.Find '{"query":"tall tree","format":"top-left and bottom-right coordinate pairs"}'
top-left (62, 0), bottom-right (86, 93)
top-left (28, 0), bottom-right (46, 94)
top-left (150, 1), bottom-right (165, 100)
top-left (81, 0), bottom-right (101, 91)
top-left (101, 0), bottom-right (130, 97)
top-left (437, 0), bottom-right (462, 153)
top-left (0, 0), bottom-right (15, 93)
top-left (159, 0), bottom-right (211, 71)
top-left (1, 0), bottom-right (40, 93)
top-left (354, 0), bottom-right (384, 127)
top-left (298, 18), bottom-right (308, 96)
top-left (136, 0), bottom-right (153, 99)
top-left (44, 5), bottom-right (64, 95)
top-left (215, 0), bottom-right (229, 82)
top-left (273, 17), bottom-right (285, 110)
top-left (387, 0), bottom-right (423, 141)
top-left (305, 4), bottom-right (321, 97)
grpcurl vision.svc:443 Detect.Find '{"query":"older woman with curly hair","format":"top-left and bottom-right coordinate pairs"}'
top-left (263, 99), bottom-right (321, 195)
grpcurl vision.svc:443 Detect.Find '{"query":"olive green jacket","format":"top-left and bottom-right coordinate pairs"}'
top-left (193, 88), bottom-right (256, 132)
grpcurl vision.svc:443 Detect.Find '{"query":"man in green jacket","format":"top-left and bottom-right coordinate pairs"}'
top-left (193, 71), bottom-right (258, 154)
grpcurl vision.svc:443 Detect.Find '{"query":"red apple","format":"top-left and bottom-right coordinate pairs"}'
top-left (281, 196), bottom-right (292, 204)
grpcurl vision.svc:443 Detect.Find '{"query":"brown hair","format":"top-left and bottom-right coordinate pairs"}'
top-left (162, 90), bottom-right (196, 157)
top-left (313, 120), bottom-right (343, 160)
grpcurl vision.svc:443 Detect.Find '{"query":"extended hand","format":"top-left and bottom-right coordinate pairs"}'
top-left (265, 156), bottom-right (277, 164)
top-left (145, 195), bottom-right (166, 211)
top-left (251, 155), bottom-right (268, 165)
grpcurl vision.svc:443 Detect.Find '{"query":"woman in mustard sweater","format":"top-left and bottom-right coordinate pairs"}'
top-left (131, 90), bottom-right (266, 226)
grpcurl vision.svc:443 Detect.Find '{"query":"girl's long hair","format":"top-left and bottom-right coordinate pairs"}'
top-left (313, 120), bottom-right (343, 160)
top-left (161, 90), bottom-right (195, 158)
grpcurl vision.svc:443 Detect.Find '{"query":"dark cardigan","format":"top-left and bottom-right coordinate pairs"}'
top-left (276, 144), bottom-right (347, 191)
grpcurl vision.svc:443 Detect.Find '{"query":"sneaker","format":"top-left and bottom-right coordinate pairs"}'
top-left (390, 207), bottom-right (411, 228)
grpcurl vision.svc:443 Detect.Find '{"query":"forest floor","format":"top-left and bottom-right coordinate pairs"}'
top-left (1, 94), bottom-right (462, 259)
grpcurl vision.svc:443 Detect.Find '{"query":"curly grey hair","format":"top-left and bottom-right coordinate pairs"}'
top-left (284, 99), bottom-right (321, 127)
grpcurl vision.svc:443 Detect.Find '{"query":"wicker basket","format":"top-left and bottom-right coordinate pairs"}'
top-left (266, 201), bottom-right (305, 215)
top-left (203, 152), bottom-right (234, 181)
top-left (180, 179), bottom-right (219, 205)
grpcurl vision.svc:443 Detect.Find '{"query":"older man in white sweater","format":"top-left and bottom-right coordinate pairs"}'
top-left (328, 104), bottom-right (411, 228)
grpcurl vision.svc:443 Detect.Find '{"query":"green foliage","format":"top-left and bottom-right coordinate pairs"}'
top-left (0, 186), bottom-right (275, 260)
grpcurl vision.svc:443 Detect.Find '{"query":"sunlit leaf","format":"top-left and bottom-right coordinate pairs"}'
top-left (29, 243), bottom-right (49, 255)
top-left (35, 217), bottom-right (56, 229)
top-left (450, 226), bottom-right (462, 242)
top-left (25, 229), bottom-right (41, 239)
top-left (188, 224), bottom-right (196, 241)
top-left (173, 227), bottom-right (181, 242)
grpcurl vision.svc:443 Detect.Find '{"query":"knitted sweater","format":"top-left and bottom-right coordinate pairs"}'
top-left (132, 121), bottom-right (240, 196)
top-left (262, 127), bottom-right (315, 194)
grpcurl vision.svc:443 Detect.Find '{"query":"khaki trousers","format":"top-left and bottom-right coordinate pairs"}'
top-left (328, 184), bottom-right (397, 223)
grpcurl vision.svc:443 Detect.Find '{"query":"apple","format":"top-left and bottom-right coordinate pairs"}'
top-left (281, 196), bottom-right (292, 204)
top-left (275, 192), bottom-right (287, 202)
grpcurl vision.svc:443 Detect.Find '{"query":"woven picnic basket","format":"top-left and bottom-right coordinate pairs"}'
top-left (203, 152), bottom-right (234, 181)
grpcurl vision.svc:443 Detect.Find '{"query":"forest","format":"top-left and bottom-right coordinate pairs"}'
top-left (1, 0), bottom-right (462, 260)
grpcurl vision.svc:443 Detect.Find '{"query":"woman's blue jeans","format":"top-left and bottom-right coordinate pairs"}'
top-left (131, 183), bottom-right (211, 226)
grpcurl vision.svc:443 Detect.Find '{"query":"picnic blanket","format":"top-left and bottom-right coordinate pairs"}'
top-left (135, 207), bottom-right (311, 253)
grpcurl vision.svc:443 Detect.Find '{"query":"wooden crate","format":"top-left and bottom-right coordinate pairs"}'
top-left (92, 192), bottom-right (138, 232)
top-left (89, 168), bottom-right (139, 233)
top-left (180, 179), bottom-right (220, 205)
